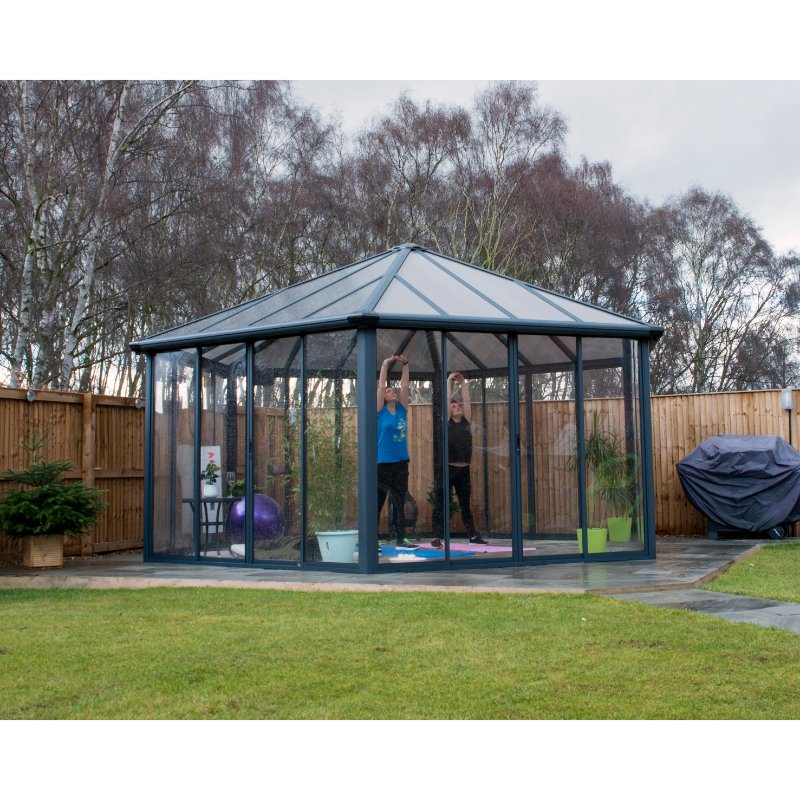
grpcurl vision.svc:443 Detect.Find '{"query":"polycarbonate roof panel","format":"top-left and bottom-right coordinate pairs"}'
top-left (537, 289), bottom-right (646, 328)
top-left (376, 329), bottom-right (441, 375)
top-left (395, 251), bottom-right (508, 319)
top-left (228, 255), bottom-right (392, 328)
top-left (518, 334), bottom-right (577, 369)
top-left (445, 331), bottom-right (510, 373)
top-left (134, 244), bottom-right (659, 351)
top-left (431, 255), bottom-right (575, 323)
top-left (303, 277), bottom-right (383, 320)
top-left (142, 252), bottom-right (392, 343)
top-left (582, 336), bottom-right (626, 363)
top-left (373, 277), bottom-right (442, 316)
top-left (253, 335), bottom-right (301, 374)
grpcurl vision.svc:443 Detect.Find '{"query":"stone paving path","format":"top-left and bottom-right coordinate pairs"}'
top-left (610, 588), bottom-right (800, 634)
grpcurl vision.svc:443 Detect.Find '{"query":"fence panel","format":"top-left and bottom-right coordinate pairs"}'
top-left (0, 388), bottom-right (144, 562)
top-left (2, 385), bottom-right (799, 561)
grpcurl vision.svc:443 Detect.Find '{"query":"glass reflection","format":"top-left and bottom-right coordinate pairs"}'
top-left (582, 338), bottom-right (644, 554)
top-left (519, 336), bottom-right (580, 558)
top-left (304, 331), bottom-right (359, 564)
top-left (199, 345), bottom-right (246, 560)
top-left (152, 350), bottom-right (196, 557)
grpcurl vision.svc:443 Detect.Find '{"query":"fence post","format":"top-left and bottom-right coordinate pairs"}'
top-left (81, 392), bottom-right (96, 556)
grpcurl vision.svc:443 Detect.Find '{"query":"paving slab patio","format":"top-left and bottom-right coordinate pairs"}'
top-left (5, 536), bottom-right (800, 632)
top-left (0, 537), bottom-right (759, 594)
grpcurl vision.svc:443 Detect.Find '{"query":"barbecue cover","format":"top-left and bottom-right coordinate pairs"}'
top-left (676, 435), bottom-right (800, 531)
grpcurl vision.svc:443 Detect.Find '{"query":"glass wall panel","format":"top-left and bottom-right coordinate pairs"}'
top-left (519, 336), bottom-right (580, 557)
top-left (443, 332), bottom-right (512, 561)
top-left (199, 345), bottom-right (246, 559)
top-left (375, 328), bottom-right (443, 566)
top-left (152, 350), bottom-right (196, 557)
top-left (253, 337), bottom-right (301, 561)
top-left (304, 331), bottom-right (359, 564)
top-left (582, 338), bottom-right (644, 554)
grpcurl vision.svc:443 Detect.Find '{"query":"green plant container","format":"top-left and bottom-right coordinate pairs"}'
top-left (607, 516), bottom-right (632, 542)
top-left (576, 527), bottom-right (607, 554)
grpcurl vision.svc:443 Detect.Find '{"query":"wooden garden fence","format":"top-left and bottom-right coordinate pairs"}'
top-left (0, 388), bottom-right (144, 562)
top-left (1, 385), bottom-right (798, 561)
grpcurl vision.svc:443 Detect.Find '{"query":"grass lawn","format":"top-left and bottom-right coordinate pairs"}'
top-left (708, 541), bottom-right (800, 603)
top-left (2, 586), bottom-right (800, 719)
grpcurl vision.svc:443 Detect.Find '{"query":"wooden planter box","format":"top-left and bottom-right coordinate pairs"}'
top-left (22, 535), bottom-right (64, 569)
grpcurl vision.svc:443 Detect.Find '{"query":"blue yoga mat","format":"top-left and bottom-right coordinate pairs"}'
top-left (379, 546), bottom-right (476, 559)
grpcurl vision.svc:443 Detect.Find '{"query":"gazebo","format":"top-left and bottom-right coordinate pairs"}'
top-left (131, 243), bottom-right (662, 572)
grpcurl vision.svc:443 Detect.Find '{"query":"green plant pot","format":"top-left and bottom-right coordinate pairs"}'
top-left (607, 516), bottom-right (632, 542)
top-left (576, 527), bottom-right (607, 554)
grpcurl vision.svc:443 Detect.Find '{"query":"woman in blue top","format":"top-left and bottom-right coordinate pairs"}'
top-left (376, 354), bottom-right (414, 546)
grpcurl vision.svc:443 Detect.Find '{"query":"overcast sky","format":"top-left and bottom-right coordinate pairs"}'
top-left (293, 80), bottom-right (800, 255)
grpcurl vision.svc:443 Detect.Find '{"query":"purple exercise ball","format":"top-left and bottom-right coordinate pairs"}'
top-left (228, 494), bottom-right (283, 544)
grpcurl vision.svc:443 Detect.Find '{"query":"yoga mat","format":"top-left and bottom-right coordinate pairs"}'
top-left (378, 546), bottom-right (475, 559)
top-left (416, 541), bottom-right (537, 554)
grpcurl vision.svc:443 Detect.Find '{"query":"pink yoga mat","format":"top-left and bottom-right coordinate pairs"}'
top-left (416, 541), bottom-right (536, 553)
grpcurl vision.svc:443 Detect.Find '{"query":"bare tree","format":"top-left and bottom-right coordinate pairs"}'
top-left (642, 188), bottom-right (800, 393)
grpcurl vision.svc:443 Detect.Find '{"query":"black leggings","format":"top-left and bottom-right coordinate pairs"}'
top-left (377, 460), bottom-right (409, 539)
top-left (432, 465), bottom-right (476, 536)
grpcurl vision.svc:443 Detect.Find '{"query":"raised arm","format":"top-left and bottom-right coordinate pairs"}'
top-left (398, 356), bottom-right (410, 409)
top-left (377, 357), bottom-right (391, 411)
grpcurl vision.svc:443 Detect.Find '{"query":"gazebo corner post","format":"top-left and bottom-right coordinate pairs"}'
top-left (481, 377), bottom-right (490, 535)
top-left (575, 338), bottom-right (588, 558)
top-left (440, 332), bottom-right (450, 560)
top-left (524, 370), bottom-right (536, 540)
top-left (638, 339), bottom-right (657, 558)
top-left (245, 342), bottom-right (254, 563)
top-left (300, 336), bottom-right (307, 564)
top-left (356, 327), bottom-right (378, 573)
top-left (143, 353), bottom-right (154, 561)
top-left (508, 334), bottom-right (523, 562)
top-left (193, 348), bottom-right (202, 560)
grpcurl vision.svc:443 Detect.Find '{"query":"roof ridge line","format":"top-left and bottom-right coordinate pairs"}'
top-left (361, 244), bottom-right (416, 313)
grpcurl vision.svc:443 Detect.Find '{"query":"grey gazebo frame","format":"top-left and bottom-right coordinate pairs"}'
top-left (131, 243), bottom-right (663, 573)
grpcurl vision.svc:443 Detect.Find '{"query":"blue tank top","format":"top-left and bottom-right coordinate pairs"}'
top-left (377, 404), bottom-right (409, 464)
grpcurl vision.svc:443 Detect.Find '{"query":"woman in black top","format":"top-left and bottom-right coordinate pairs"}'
top-left (431, 372), bottom-right (488, 547)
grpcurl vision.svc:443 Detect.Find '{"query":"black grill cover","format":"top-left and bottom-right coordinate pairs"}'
top-left (676, 435), bottom-right (800, 531)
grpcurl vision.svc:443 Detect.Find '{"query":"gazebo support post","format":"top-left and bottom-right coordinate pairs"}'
top-left (193, 348), bottom-right (201, 560)
top-left (638, 340), bottom-right (657, 557)
top-left (508, 334), bottom-right (523, 561)
top-left (524, 370), bottom-right (536, 538)
top-left (427, 331), bottom-right (444, 542)
top-left (356, 328), bottom-right (378, 572)
top-left (143, 354), bottom-right (154, 561)
top-left (622, 340), bottom-right (637, 534)
top-left (575, 339), bottom-right (588, 557)
top-left (245, 343), bottom-right (254, 562)
top-left (481, 377), bottom-right (490, 536)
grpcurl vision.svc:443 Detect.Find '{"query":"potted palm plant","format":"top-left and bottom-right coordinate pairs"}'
top-left (574, 412), bottom-right (618, 553)
top-left (0, 459), bottom-right (106, 568)
top-left (596, 451), bottom-right (639, 542)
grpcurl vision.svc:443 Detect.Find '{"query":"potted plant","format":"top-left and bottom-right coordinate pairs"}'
top-left (573, 412), bottom-right (618, 553)
top-left (0, 459), bottom-right (105, 568)
top-left (596, 451), bottom-right (639, 542)
top-left (201, 461), bottom-right (221, 498)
